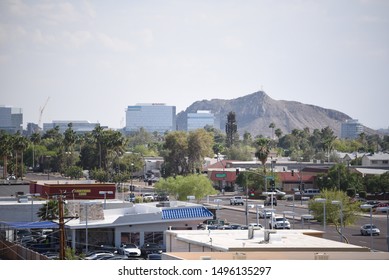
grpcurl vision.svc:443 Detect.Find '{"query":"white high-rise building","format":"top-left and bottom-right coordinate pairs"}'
top-left (341, 119), bottom-right (363, 139)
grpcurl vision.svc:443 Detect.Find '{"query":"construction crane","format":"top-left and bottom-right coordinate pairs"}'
top-left (38, 97), bottom-right (50, 129)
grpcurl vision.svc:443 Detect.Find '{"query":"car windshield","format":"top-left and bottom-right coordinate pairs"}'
top-left (275, 218), bottom-right (285, 222)
top-left (123, 244), bottom-right (137, 248)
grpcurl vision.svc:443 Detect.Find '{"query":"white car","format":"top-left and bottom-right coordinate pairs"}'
top-left (142, 193), bottom-right (154, 201)
top-left (269, 216), bottom-right (290, 229)
top-left (360, 224), bottom-right (380, 236)
top-left (119, 243), bottom-right (141, 257)
top-left (248, 223), bottom-right (263, 229)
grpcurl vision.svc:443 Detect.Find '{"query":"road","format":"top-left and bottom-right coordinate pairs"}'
top-left (206, 195), bottom-right (389, 252)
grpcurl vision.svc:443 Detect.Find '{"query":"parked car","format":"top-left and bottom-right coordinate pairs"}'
top-left (119, 243), bottom-right (141, 257)
top-left (84, 251), bottom-right (116, 260)
top-left (360, 224), bottom-right (380, 236)
top-left (269, 216), bottom-right (290, 229)
top-left (140, 243), bottom-right (164, 257)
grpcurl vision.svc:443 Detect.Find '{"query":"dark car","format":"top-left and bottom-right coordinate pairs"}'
top-left (140, 243), bottom-right (164, 257)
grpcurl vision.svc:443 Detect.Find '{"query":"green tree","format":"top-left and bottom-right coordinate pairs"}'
top-left (0, 132), bottom-right (12, 178)
top-left (162, 131), bottom-right (189, 176)
top-left (254, 138), bottom-right (270, 173)
top-left (13, 132), bottom-right (29, 179)
top-left (64, 166), bottom-right (83, 179)
top-left (154, 174), bottom-right (217, 202)
top-left (187, 129), bottom-right (214, 173)
top-left (37, 199), bottom-right (61, 220)
top-left (309, 189), bottom-right (361, 243)
top-left (225, 111), bottom-right (238, 148)
top-left (269, 122), bottom-right (275, 139)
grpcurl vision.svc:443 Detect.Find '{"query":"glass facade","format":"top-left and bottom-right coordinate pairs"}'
top-left (187, 110), bottom-right (215, 131)
top-left (125, 103), bottom-right (176, 134)
top-left (0, 106), bottom-right (23, 133)
top-left (341, 119), bottom-right (364, 139)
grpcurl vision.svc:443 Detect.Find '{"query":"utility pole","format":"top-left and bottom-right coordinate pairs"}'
top-left (58, 194), bottom-right (66, 260)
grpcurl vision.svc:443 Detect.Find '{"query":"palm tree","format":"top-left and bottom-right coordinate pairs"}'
top-left (37, 199), bottom-right (60, 220)
top-left (92, 124), bottom-right (104, 169)
top-left (269, 123), bottom-right (275, 139)
top-left (13, 132), bottom-right (29, 180)
top-left (30, 132), bottom-right (41, 169)
top-left (0, 132), bottom-right (12, 178)
top-left (255, 138), bottom-right (270, 173)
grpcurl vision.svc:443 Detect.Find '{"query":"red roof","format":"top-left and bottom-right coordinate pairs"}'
top-left (279, 172), bottom-right (314, 182)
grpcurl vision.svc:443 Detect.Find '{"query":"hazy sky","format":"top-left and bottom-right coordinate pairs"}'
top-left (1, 0), bottom-right (388, 130)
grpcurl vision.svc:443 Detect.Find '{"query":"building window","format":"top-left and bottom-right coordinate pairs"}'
top-left (144, 232), bottom-right (163, 245)
top-left (121, 232), bottom-right (140, 245)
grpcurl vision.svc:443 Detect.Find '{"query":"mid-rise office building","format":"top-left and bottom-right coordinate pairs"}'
top-left (125, 103), bottom-right (176, 134)
top-left (341, 119), bottom-right (363, 139)
top-left (187, 110), bottom-right (215, 131)
top-left (43, 120), bottom-right (100, 134)
top-left (0, 106), bottom-right (23, 134)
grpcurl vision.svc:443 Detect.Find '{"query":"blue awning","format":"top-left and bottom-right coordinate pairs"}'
top-left (0, 221), bottom-right (59, 229)
top-left (162, 207), bottom-right (213, 220)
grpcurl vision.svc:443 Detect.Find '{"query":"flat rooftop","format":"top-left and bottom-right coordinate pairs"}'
top-left (166, 229), bottom-right (370, 253)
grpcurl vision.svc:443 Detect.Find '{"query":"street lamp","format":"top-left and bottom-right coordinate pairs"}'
top-left (99, 191), bottom-right (113, 209)
top-left (361, 204), bottom-right (374, 251)
top-left (315, 198), bottom-right (326, 232)
top-left (332, 200), bottom-right (343, 242)
top-left (249, 204), bottom-right (264, 226)
top-left (80, 201), bottom-right (98, 254)
top-left (26, 193), bottom-right (40, 222)
top-left (301, 214), bottom-right (314, 229)
top-left (282, 211), bottom-right (294, 230)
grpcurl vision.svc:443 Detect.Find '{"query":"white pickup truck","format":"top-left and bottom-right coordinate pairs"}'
top-left (230, 196), bottom-right (244, 205)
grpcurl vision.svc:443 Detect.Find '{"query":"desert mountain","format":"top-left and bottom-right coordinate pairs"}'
top-left (176, 91), bottom-right (355, 137)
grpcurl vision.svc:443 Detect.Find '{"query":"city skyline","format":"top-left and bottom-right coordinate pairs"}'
top-left (1, 1), bottom-right (389, 130)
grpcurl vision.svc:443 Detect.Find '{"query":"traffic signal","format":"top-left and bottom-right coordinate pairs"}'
top-left (250, 189), bottom-right (255, 197)
top-left (291, 170), bottom-right (294, 176)
top-left (270, 179), bottom-right (275, 187)
top-left (236, 168), bottom-right (240, 175)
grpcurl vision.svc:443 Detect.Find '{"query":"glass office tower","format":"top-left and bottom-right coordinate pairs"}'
top-left (125, 103), bottom-right (176, 134)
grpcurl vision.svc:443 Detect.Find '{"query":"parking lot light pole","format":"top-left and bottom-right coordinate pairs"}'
top-left (332, 200), bottom-right (343, 242)
top-left (99, 191), bottom-right (113, 209)
top-left (26, 193), bottom-right (40, 222)
top-left (361, 204), bottom-right (374, 251)
top-left (282, 211), bottom-right (294, 230)
top-left (315, 198), bottom-right (326, 232)
top-left (301, 214), bottom-right (314, 229)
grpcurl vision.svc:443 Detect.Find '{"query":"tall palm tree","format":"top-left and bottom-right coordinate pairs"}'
top-left (92, 124), bottom-right (104, 169)
top-left (0, 132), bottom-right (12, 178)
top-left (255, 138), bottom-right (270, 173)
top-left (269, 122), bottom-right (275, 140)
top-left (13, 132), bottom-right (29, 180)
top-left (30, 132), bottom-right (41, 169)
